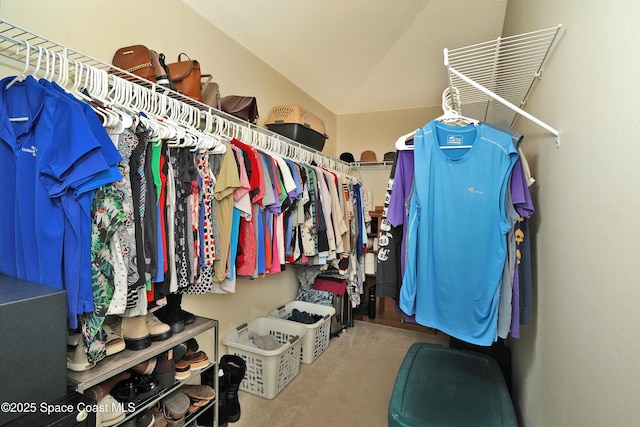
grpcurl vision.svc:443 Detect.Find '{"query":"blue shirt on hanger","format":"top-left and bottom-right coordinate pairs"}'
top-left (0, 75), bottom-right (111, 328)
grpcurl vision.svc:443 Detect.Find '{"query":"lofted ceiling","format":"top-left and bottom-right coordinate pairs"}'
top-left (182, 0), bottom-right (509, 116)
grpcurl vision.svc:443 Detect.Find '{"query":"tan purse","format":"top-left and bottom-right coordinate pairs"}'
top-left (167, 53), bottom-right (203, 102)
top-left (111, 45), bottom-right (156, 82)
top-left (200, 74), bottom-right (221, 109)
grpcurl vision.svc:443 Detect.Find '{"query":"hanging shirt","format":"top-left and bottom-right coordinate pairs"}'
top-left (376, 152), bottom-right (403, 298)
top-left (39, 80), bottom-right (124, 324)
top-left (212, 144), bottom-right (241, 282)
top-left (0, 75), bottom-right (111, 328)
top-left (400, 121), bottom-right (518, 346)
top-left (510, 157), bottom-right (535, 330)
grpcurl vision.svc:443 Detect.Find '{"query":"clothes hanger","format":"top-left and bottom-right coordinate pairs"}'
top-left (434, 87), bottom-right (479, 128)
top-left (434, 108), bottom-right (479, 128)
top-left (395, 129), bottom-right (417, 151)
top-left (395, 88), bottom-right (479, 151)
top-left (6, 40), bottom-right (31, 90)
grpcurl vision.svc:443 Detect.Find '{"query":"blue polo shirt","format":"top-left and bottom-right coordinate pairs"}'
top-left (40, 80), bottom-right (123, 327)
top-left (0, 75), bottom-right (110, 328)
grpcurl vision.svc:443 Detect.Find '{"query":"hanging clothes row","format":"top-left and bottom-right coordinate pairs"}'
top-left (377, 106), bottom-right (536, 346)
top-left (0, 33), bottom-right (367, 365)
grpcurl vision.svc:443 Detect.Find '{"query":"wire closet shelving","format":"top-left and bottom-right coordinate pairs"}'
top-left (0, 19), bottom-right (352, 173)
top-left (444, 25), bottom-right (563, 147)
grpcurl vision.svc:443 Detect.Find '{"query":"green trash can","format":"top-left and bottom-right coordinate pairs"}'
top-left (388, 343), bottom-right (517, 427)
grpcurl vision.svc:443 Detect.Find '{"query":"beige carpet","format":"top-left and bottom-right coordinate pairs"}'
top-left (231, 320), bottom-right (450, 427)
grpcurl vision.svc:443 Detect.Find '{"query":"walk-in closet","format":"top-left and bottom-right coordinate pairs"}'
top-left (0, 1), bottom-right (638, 426)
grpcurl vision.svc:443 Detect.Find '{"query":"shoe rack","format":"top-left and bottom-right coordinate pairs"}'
top-left (353, 210), bottom-right (437, 335)
top-left (67, 316), bottom-right (219, 426)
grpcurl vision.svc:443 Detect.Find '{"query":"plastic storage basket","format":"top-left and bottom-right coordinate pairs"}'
top-left (222, 317), bottom-right (307, 399)
top-left (268, 300), bottom-right (336, 364)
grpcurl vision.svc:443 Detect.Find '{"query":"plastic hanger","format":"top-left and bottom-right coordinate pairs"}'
top-left (395, 129), bottom-right (417, 151)
top-left (6, 41), bottom-right (31, 90)
top-left (434, 108), bottom-right (479, 128)
top-left (434, 87), bottom-right (479, 128)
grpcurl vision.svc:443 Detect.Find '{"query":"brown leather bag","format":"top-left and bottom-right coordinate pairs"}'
top-left (221, 96), bottom-right (259, 123)
top-left (111, 45), bottom-right (156, 82)
top-left (167, 53), bottom-right (203, 102)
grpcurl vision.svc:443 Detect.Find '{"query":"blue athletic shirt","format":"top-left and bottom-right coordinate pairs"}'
top-left (400, 121), bottom-right (518, 345)
top-left (0, 75), bottom-right (111, 328)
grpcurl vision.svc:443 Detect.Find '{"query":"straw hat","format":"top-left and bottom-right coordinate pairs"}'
top-left (359, 150), bottom-right (377, 162)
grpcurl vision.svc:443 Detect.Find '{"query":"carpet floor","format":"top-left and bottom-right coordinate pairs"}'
top-left (229, 320), bottom-right (450, 427)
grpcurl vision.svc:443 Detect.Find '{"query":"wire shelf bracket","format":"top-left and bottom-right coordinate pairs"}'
top-left (444, 25), bottom-right (563, 148)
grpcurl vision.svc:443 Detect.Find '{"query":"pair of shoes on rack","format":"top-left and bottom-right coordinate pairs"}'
top-left (180, 384), bottom-right (215, 414)
top-left (158, 391), bottom-right (191, 427)
top-left (173, 338), bottom-right (209, 381)
top-left (111, 373), bottom-right (163, 407)
top-left (67, 323), bottom-right (127, 372)
top-left (108, 313), bottom-right (172, 351)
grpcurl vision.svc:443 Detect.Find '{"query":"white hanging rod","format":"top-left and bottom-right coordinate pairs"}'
top-left (0, 19), bottom-right (351, 173)
top-left (444, 25), bottom-right (562, 148)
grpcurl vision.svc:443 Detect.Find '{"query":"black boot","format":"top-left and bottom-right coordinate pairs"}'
top-left (200, 366), bottom-right (228, 427)
top-left (155, 293), bottom-right (196, 333)
top-left (220, 355), bottom-right (246, 423)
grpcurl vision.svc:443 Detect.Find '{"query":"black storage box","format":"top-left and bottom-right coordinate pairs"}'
top-left (265, 105), bottom-right (328, 151)
top-left (0, 275), bottom-right (68, 425)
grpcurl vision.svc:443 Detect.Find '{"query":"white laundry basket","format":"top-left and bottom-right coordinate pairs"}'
top-left (222, 317), bottom-right (307, 399)
top-left (268, 300), bottom-right (336, 364)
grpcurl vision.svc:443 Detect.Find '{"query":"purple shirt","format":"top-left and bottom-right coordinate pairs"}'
top-left (509, 158), bottom-right (535, 337)
top-left (386, 150), bottom-right (415, 276)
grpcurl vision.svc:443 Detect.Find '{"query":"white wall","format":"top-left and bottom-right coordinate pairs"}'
top-left (503, 1), bottom-right (640, 425)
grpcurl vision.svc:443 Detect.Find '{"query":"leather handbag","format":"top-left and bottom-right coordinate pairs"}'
top-left (167, 53), bottom-right (203, 102)
top-left (111, 45), bottom-right (156, 82)
top-left (201, 74), bottom-right (221, 109)
top-left (221, 95), bottom-right (259, 123)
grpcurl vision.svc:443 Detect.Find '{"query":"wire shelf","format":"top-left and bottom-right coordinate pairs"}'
top-left (0, 19), bottom-right (352, 173)
top-left (444, 25), bottom-right (562, 146)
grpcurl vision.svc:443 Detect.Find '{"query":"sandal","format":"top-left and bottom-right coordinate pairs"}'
top-left (103, 324), bottom-right (125, 356)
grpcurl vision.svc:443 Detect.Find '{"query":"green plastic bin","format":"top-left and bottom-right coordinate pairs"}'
top-left (388, 343), bottom-right (517, 427)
